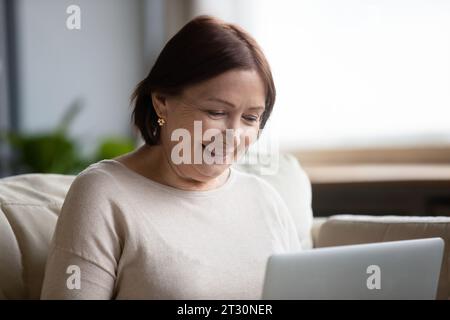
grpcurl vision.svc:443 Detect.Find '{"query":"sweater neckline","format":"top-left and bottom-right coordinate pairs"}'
top-left (101, 159), bottom-right (237, 198)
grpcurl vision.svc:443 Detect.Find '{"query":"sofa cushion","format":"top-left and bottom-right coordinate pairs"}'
top-left (316, 215), bottom-right (450, 300)
top-left (0, 174), bottom-right (75, 299)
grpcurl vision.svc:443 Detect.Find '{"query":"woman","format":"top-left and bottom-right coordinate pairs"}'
top-left (41, 15), bottom-right (301, 300)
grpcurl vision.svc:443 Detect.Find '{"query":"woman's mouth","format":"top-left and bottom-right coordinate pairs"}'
top-left (202, 143), bottom-right (234, 160)
top-left (202, 143), bottom-right (215, 157)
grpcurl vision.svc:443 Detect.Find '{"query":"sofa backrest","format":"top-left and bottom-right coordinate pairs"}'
top-left (0, 154), bottom-right (314, 299)
top-left (316, 215), bottom-right (450, 300)
top-left (0, 174), bottom-right (75, 299)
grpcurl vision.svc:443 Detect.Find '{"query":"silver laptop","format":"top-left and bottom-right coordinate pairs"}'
top-left (262, 238), bottom-right (444, 300)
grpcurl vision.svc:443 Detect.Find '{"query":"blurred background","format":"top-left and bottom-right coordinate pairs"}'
top-left (1, 0), bottom-right (449, 216)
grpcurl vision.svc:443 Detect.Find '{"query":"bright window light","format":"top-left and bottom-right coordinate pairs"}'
top-left (242, 0), bottom-right (450, 151)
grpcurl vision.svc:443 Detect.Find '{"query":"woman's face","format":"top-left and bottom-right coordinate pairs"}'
top-left (153, 69), bottom-right (266, 182)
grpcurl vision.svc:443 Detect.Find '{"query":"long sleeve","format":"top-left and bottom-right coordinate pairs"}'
top-left (40, 168), bottom-right (124, 299)
top-left (40, 245), bottom-right (116, 299)
top-left (275, 191), bottom-right (303, 253)
top-left (257, 176), bottom-right (303, 253)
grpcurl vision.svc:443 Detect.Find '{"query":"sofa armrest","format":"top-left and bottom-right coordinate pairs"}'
top-left (314, 214), bottom-right (450, 300)
top-left (311, 217), bottom-right (327, 248)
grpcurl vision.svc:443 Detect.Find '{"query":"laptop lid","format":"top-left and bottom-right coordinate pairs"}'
top-left (262, 237), bottom-right (444, 300)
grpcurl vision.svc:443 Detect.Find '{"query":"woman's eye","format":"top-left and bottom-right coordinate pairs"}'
top-left (206, 111), bottom-right (226, 117)
top-left (243, 115), bottom-right (259, 122)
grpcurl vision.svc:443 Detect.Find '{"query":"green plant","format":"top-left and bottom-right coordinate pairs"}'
top-left (2, 102), bottom-right (136, 175)
top-left (94, 136), bottom-right (136, 163)
top-left (6, 131), bottom-right (88, 174)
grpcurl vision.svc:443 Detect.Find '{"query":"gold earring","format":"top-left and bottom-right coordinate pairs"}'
top-left (157, 117), bottom-right (166, 126)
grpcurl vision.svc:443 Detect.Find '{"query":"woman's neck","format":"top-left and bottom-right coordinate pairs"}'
top-left (114, 144), bottom-right (230, 191)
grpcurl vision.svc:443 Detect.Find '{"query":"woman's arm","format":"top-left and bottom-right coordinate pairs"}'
top-left (259, 177), bottom-right (303, 253)
top-left (41, 245), bottom-right (116, 299)
top-left (40, 169), bottom-right (123, 299)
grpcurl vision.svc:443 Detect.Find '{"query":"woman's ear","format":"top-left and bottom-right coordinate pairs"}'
top-left (151, 92), bottom-right (168, 119)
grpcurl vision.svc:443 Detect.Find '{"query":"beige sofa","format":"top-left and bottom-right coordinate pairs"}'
top-left (0, 154), bottom-right (449, 299)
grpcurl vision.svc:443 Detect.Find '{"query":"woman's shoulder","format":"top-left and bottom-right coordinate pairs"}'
top-left (68, 160), bottom-right (123, 197)
top-left (55, 160), bottom-right (130, 243)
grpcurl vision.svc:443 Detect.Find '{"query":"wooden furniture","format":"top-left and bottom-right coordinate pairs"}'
top-left (303, 164), bottom-right (450, 217)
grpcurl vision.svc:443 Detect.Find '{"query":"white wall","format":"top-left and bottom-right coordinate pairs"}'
top-left (142, 0), bottom-right (166, 72)
top-left (0, 0), bottom-right (11, 176)
top-left (0, 0), bottom-right (9, 132)
top-left (15, 0), bottom-right (146, 156)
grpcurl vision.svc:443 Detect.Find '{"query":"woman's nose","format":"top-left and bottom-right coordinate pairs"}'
top-left (216, 116), bottom-right (243, 148)
top-left (226, 115), bottom-right (243, 133)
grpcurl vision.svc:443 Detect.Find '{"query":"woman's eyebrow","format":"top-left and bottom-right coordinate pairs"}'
top-left (206, 97), bottom-right (265, 110)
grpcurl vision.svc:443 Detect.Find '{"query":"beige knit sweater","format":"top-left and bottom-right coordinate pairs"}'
top-left (40, 159), bottom-right (302, 299)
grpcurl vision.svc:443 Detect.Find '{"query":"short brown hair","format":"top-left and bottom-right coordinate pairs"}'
top-left (131, 15), bottom-right (276, 145)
